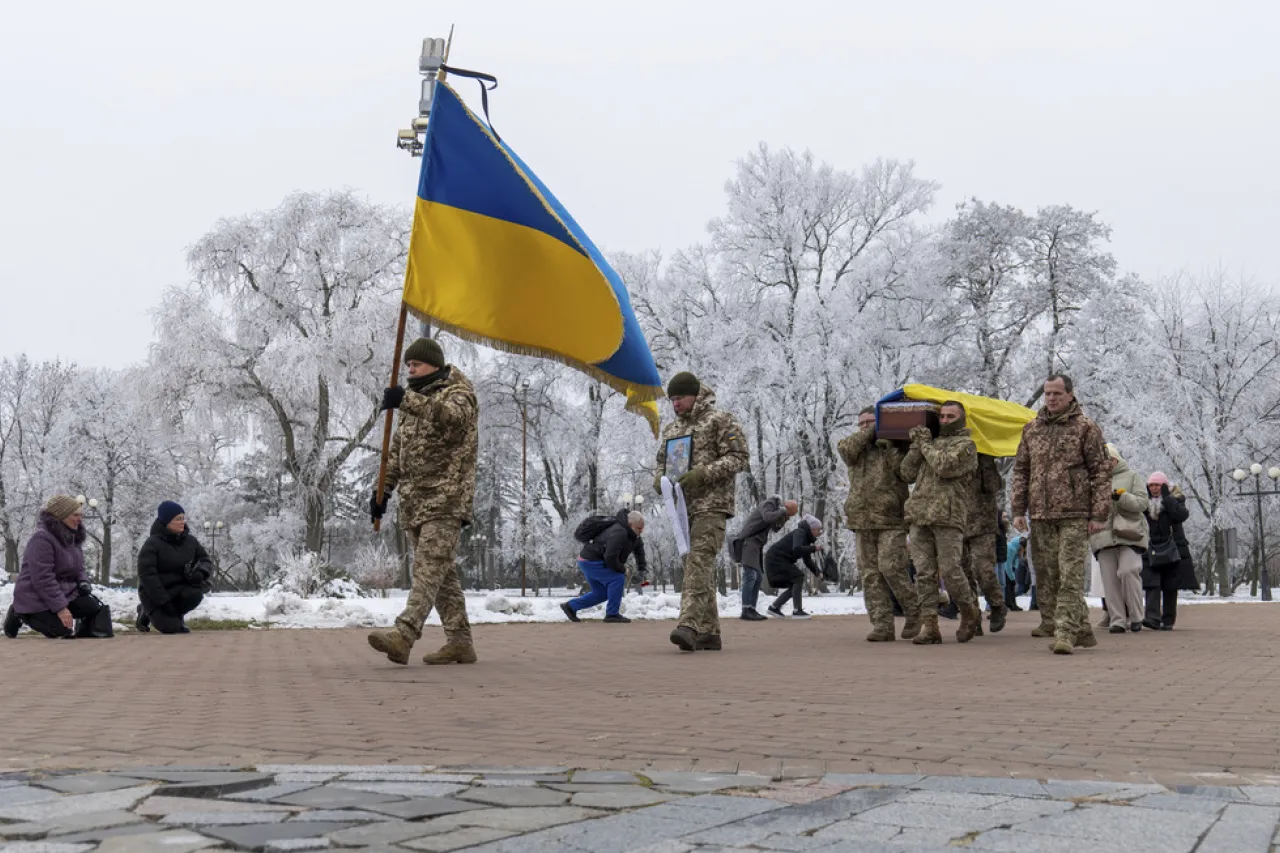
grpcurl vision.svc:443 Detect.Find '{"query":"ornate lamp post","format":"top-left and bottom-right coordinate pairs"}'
top-left (1231, 464), bottom-right (1280, 601)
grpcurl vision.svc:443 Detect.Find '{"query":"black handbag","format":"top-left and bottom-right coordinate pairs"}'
top-left (1149, 536), bottom-right (1180, 568)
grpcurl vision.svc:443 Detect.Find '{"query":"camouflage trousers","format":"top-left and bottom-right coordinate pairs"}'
top-left (678, 513), bottom-right (726, 636)
top-left (395, 517), bottom-right (473, 646)
top-left (962, 534), bottom-right (1007, 611)
top-left (855, 528), bottom-right (918, 631)
top-left (1029, 518), bottom-right (1089, 642)
top-left (909, 525), bottom-right (975, 614)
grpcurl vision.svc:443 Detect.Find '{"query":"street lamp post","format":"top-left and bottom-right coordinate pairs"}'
top-left (520, 379), bottom-right (530, 597)
top-left (1231, 464), bottom-right (1280, 601)
top-left (202, 520), bottom-right (225, 569)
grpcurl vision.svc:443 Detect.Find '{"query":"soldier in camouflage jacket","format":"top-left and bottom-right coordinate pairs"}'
top-left (960, 454), bottom-right (1009, 634)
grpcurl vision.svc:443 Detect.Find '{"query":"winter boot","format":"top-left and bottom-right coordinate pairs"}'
top-left (911, 615), bottom-right (943, 645)
top-left (135, 604), bottom-right (151, 634)
top-left (972, 620), bottom-right (985, 637)
top-left (900, 613), bottom-right (921, 640)
top-left (669, 625), bottom-right (697, 652)
top-left (3, 605), bottom-right (21, 639)
top-left (560, 602), bottom-right (580, 623)
top-left (866, 627), bottom-right (896, 642)
top-left (1074, 629), bottom-right (1098, 649)
top-left (367, 628), bottom-right (412, 665)
top-left (988, 603), bottom-right (1007, 634)
top-left (957, 603), bottom-right (981, 643)
top-left (603, 614), bottom-right (632, 624)
top-left (422, 642), bottom-right (478, 665)
top-left (1051, 636), bottom-right (1074, 655)
top-left (694, 633), bottom-right (722, 651)
top-left (1030, 619), bottom-right (1056, 638)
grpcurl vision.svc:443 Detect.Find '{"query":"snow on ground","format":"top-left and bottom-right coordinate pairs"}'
top-left (4, 582), bottom-right (1276, 632)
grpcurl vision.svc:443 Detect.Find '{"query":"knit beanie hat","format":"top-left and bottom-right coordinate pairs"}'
top-left (404, 337), bottom-right (446, 369)
top-left (666, 372), bottom-right (700, 398)
top-left (802, 513), bottom-right (823, 535)
top-left (44, 495), bottom-right (83, 521)
top-left (1147, 471), bottom-right (1170, 487)
top-left (157, 501), bottom-right (186, 526)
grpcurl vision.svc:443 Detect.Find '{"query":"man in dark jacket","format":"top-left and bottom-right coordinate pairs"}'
top-left (765, 515), bottom-right (823, 619)
top-left (731, 496), bottom-right (798, 621)
top-left (561, 510), bottom-right (646, 623)
top-left (136, 501), bottom-right (212, 634)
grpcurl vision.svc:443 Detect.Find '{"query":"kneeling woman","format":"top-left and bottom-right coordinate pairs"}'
top-left (136, 501), bottom-right (212, 634)
top-left (765, 514), bottom-right (823, 619)
top-left (4, 495), bottom-right (113, 639)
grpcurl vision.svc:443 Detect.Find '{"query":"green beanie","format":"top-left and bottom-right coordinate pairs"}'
top-left (666, 371), bottom-right (700, 398)
top-left (404, 337), bottom-right (445, 368)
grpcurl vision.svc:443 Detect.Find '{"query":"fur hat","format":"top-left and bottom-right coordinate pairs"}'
top-left (44, 495), bottom-right (83, 521)
top-left (666, 372), bottom-right (700, 398)
top-left (404, 337), bottom-right (446, 369)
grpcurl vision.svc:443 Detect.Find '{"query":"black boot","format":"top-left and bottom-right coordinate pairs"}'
top-left (3, 605), bottom-right (20, 638)
top-left (560, 602), bottom-right (580, 623)
top-left (135, 604), bottom-right (151, 633)
top-left (602, 614), bottom-right (631, 623)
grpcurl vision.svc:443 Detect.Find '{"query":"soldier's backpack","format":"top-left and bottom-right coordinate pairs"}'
top-left (573, 514), bottom-right (617, 544)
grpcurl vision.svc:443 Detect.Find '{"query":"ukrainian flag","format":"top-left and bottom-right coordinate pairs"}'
top-left (878, 384), bottom-right (1036, 457)
top-left (402, 81), bottom-right (663, 434)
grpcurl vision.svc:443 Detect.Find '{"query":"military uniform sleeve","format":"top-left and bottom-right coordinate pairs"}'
top-left (701, 413), bottom-right (750, 486)
top-left (900, 444), bottom-right (924, 484)
top-left (837, 429), bottom-right (873, 467)
top-left (920, 437), bottom-right (979, 479)
top-left (655, 429), bottom-right (668, 475)
top-left (1081, 423), bottom-right (1111, 520)
top-left (382, 425), bottom-right (403, 495)
top-left (980, 457), bottom-right (1003, 494)
top-left (1010, 427), bottom-right (1031, 517)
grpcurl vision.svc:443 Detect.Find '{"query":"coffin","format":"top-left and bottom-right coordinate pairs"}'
top-left (876, 400), bottom-right (940, 441)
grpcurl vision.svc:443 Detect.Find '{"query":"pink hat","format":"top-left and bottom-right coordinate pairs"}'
top-left (1147, 471), bottom-right (1170, 486)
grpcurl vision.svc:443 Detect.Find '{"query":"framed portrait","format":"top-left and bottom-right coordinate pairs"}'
top-left (664, 435), bottom-right (693, 480)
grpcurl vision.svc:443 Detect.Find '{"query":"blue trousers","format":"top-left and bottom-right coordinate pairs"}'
top-left (568, 560), bottom-right (625, 616)
top-left (741, 566), bottom-right (762, 609)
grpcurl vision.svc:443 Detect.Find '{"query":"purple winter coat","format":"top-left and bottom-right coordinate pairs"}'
top-left (13, 511), bottom-right (88, 615)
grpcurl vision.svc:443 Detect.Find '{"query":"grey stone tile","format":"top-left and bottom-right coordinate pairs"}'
top-left (1130, 793), bottom-right (1231, 814)
top-left (459, 824), bottom-right (587, 853)
top-left (0, 786), bottom-right (154, 821)
top-left (911, 775), bottom-right (1048, 797)
top-left (549, 783), bottom-right (655, 794)
top-left (337, 773), bottom-right (475, 784)
top-left (476, 774), bottom-right (569, 784)
top-left (200, 821), bottom-right (354, 851)
top-left (286, 809), bottom-right (385, 822)
top-left (570, 788), bottom-right (674, 809)
top-left (137, 795), bottom-right (294, 816)
top-left (1174, 785), bottom-right (1247, 801)
top-left (443, 766), bottom-right (567, 775)
top-left (0, 843), bottom-right (96, 853)
top-left (980, 797), bottom-right (1074, 824)
top-left (361, 797), bottom-right (489, 821)
top-left (257, 765), bottom-right (433, 775)
top-left (29, 773), bottom-right (150, 795)
top-left (325, 822), bottom-right (446, 847)
top-left (657, 793), bottom-right (786, 817)
top-left (809, 820), bottom-right (903, 844)
top-left (888, 827), bottom-right (974, 847)
top-left (331, 782), bottom-right (464, 798)
top-left (94, 830), bottom-right (221, 853)
top-left (226, 783), bottom-right (321, 802)
top-left (570, 771), bottom-right (642, 784)
top-left (274, 774), bottom-right (340, 784)
top-left (646, 772), bottom-right (771, 793)
top-left (264, 840), bottom-right (331, 852)
top-left (470, 779), bottom-right (537, 788)
top-left (400, 826), bottom-right (515, 851)
top-left (898, 789), bottom-right (1013, 810)
top-left (109, 770), bottom-right (257, 784)
top-left (556, 813), bottom-right (714, 853)
top-left (821, 774), bottom-right (923, 789)
top-left (970, 828), bottom-right (1148, 853)
top-left (1196, 803), bottom-right (1280, 853)
top-left (624, 843), bottom-right (694, 853)
top-left (848, 801), bottom-right (1010, 833)
top-left (1041, 780), bottom-right (1162, 800)
top-left (274, 786), bottom-right (405, 809)
top-left (1013, 803), bottom-right (1213, 851)
top-left (680, 788), bottom-right (903, 845)
top-left (160, 811), bottom-right (288, 826)
top-left (156, 773), bottom-right (277, 798)
top-left (0, 809), bottom-right (144, 839)
top-left (447, 805), bottom-right (605, 832)
top-left (1072, 783), bottom-right (1170, 801)
top-left (1240, 786), bottom-right (1280, 805)
top-left (456, 786), bottom-right (569, 808)
top-left (739, 832), bottom-right (848, 851)
top-left (0, 787), bottom-right (61, 809)
top-left (35, 825), bottom-right (167, 845)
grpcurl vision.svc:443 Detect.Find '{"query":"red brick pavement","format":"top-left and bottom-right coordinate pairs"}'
top-left (3, 605), bottom-right (1279, 786)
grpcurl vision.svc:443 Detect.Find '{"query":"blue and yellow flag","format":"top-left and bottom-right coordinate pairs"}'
top-left (878, 384), bottom-right (1036, 457)
top-left (403, 81), bottom-right (663, 434)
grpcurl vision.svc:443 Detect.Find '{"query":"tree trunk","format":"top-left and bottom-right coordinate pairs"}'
top-left (3, 537), bottom-right (17, 578)
top-left (99, 520), bottom-right (113, 584)
top-left (304, 491), bottom-right (325, 555)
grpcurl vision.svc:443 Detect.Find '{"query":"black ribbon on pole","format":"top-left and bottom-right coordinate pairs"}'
top-left (441, 65), bottom-right (501, 141)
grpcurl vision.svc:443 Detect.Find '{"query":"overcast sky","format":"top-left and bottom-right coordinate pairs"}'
top-left (3, 0), bottom-right (1276, 368)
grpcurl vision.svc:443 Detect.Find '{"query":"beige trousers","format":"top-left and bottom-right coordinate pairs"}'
top-left (1097, 546), bottom-right (1144, 628)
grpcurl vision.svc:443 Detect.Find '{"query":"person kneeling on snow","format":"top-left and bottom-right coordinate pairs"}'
top-left (765, 514), bottom-right (823, 619)
top-left (136, 501), bottom-right (213, 634)
top-left (4, 495), bottom-right (113, 639)
top-left (562, 510), bottom-right (647, 624)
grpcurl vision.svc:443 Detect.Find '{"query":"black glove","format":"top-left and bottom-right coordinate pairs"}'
top-left (380, 386), bottom-right (406, 411)
top-left (370, 492), bottom-right (389, 522)
top-left (185, 559), bottom-right (213, 585)
top-left (1160, 484), bottom-right (1171, 498)
top-left (77, 581), bottom-right (92, 597)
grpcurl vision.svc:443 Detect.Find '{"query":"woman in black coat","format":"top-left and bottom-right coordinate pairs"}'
top-left (765, 515), bottom-right (822, 619)
top-left (136, 501), bottom-right (212, 634)
top-left (1141, 473), bottom-right (1190, 630)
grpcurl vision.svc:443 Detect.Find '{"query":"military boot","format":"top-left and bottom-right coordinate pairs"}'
top-left (866, 627), bottom-right (896, 642)
top-left (911, 615), bottom-right (942, 645)
top-left (1074, 629), bottom-right (1098, 649)
top-left (972, 619), bottom-right (985, 637)
top-left (367, 628), bottom-right (412, 665)
top-left (988, 603), bottom-right (1008, 633)
top-left (1030, 618), bottom-right (1056, 638)
top-left (900, 612), bottom-right (921, 640)
top-left (669, 625), bottom-right (697, 652)
top-left (956, 603), bottom-right (981, 643)
top-left (694, 633), bottom-right (722, 651)
top-left (422, 642), bottom-right (478, 665)
top-left (1051, 636), bottom-right (1074, 654)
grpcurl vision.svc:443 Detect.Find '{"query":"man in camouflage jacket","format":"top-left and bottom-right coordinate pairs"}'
top-left (367, 337), bottom-right (480, 666)
top-left (961, 453), bottom-right (1009, 634)
top-left (838, 406), bottom-right (921, 642)
top-left (655, 372), bottom-right (749, 652)
top-left (1011, 375), bottom-right (1111, 654)
top-left (901, 402), bottom-right (981, 644)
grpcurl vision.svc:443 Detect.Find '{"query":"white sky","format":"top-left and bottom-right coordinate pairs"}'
top-left (3, 0), bottom-right (1277, 368)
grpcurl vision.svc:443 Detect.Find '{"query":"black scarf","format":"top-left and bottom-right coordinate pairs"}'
top-left (407, 366), bottom-right (450, 394)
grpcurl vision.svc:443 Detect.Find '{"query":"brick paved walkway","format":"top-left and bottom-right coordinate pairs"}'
top-left (2, 604), bottom-right (1279, 787)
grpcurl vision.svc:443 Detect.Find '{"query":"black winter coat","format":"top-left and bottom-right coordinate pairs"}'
top-left (138, 520), bottom-right (211, 607)
top-left (764, 523), bottom-right (819, 585)
top-left (1142, 494), bottom-right (1190, 589)
top-left (579, 510), bottom-right (647, 574)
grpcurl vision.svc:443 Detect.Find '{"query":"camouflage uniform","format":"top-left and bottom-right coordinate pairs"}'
top-left (374, 367), bottom-right (479, 661)
top-left (902, 426), bottom-right (980, 641)
top-left (1011, 402), bottom-right (1110, 651)
top-left (961, 454), bottom-right (1008, 630)
top-left (837, 428), bottom-right (919, 639)
top-left (657, 385), bottom-right (749, 642)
